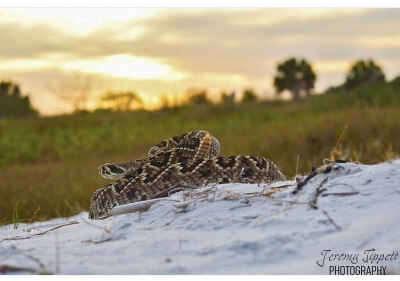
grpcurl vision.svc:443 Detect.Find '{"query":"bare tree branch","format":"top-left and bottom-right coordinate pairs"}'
top-left (48, 72), bottom-right (93, 112)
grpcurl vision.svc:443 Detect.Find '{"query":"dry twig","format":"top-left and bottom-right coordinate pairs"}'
top-left (0, 221), bottom-right (79, 243)
top-left (322, 210), bottom-right (341, 231)
top-left (173, 200), bottom-right (196, 211)
top-left (308, 178), bottom-right (328, 209)
top-left (81, 237), bottom-right (113, 244)
top-left (81, 218), bottom-right (111, 233)
top-left (0, 264), bottom-right (37, 274)
top-left (322, 183), bottom-right (359, 197)
top-left (0, 253), bottom-right (53, 274)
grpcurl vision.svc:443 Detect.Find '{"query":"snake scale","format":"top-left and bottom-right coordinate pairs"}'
top-left (89, 130), bottom-right (285, 219)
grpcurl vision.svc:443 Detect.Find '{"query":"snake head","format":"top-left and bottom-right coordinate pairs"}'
top-left (98, 159), bottom-right (145, 180)
top-left (98, 163), bottom-right (128, 180)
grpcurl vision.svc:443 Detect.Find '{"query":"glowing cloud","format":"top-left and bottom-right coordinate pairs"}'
top-left (62, 54), bottom-right (188, 81)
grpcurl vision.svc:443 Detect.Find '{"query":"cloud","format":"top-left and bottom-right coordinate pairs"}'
top-left (119, 8), bottom-right (400, 77)
top-left (1, 8), bottom-right (400, 115)
top-left (1, 8), bottom-right (399, 70)
top-left (0, 21), bottom-right (61, 57)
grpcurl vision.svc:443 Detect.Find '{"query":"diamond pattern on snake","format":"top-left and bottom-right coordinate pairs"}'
top-left (89, 130), bottom-right (285, 219)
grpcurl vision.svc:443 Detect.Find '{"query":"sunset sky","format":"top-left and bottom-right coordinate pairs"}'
top-left (0, 8), bottom-right (399, 115)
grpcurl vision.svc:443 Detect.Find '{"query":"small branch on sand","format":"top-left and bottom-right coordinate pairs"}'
top-left (293, 163), bottom-right (342, 194)
top-left (230, 204), bottom-right (252, 211)
top-left (173, 200), bottom-right (196, 212)
top-left (0, 264), bottom-right (37, 274)
top-left (81, 218), bottom-right (111, 234)
top-left (25, 254), bottom-right (46, 271)
top-left (108, 198), bottom-right (180, 217)
top-left (308, 178), bottom-right (328, 209)
top-left (152, 184), bottom-right (199, 199)
top-left (0, 253), bottom-right (53, 274)
top-left (0, 221), bottom-right (79, 243)
top-left (81, 237), bottom-right (113, 244)
top-left (322, 210), bottom-right (342, 231)
top-left (322, 191), bottom-right (359, 197)
top-left (81, 233), bottom-right (125, 244)
top-left (322, 182), bottom-right (359, 197)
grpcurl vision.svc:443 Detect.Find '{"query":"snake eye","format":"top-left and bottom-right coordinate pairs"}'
top-left (109, 165), bottom-right (125, 174)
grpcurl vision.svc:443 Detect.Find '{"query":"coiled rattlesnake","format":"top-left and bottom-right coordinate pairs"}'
top-left (89, 130), bottom-right (285, 219)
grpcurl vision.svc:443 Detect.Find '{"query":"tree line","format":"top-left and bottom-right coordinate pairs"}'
top-left (0, 58), bottom-right (396, 118)
top-left (166, 58), bottom-right (393, 107)
top-left (273, 58), bottom-right (387, 100)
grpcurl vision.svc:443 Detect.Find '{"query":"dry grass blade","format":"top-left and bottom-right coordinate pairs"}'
top-left (295, 154), bottom-right (300, 176)
top-left (173, 200), bottom-right (196, 211)
top-left (183, 184), bottom-right (218, 201)
top-left (322, 182), bottom-right (359, 197)
top-left (221, 190), bottom-right (244, 201)
top-left (81, 218), bottom-right (111, 233)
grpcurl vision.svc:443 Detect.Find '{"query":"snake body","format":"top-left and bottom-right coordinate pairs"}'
top-left (89, 130), bottom-right (285, 219)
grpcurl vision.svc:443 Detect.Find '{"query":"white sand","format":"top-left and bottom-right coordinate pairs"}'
top-left (1, 160), bottom-right (400, 274)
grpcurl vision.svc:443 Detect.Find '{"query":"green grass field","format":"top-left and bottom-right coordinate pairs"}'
top-left (1, 82), bottom-right (399, 225)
